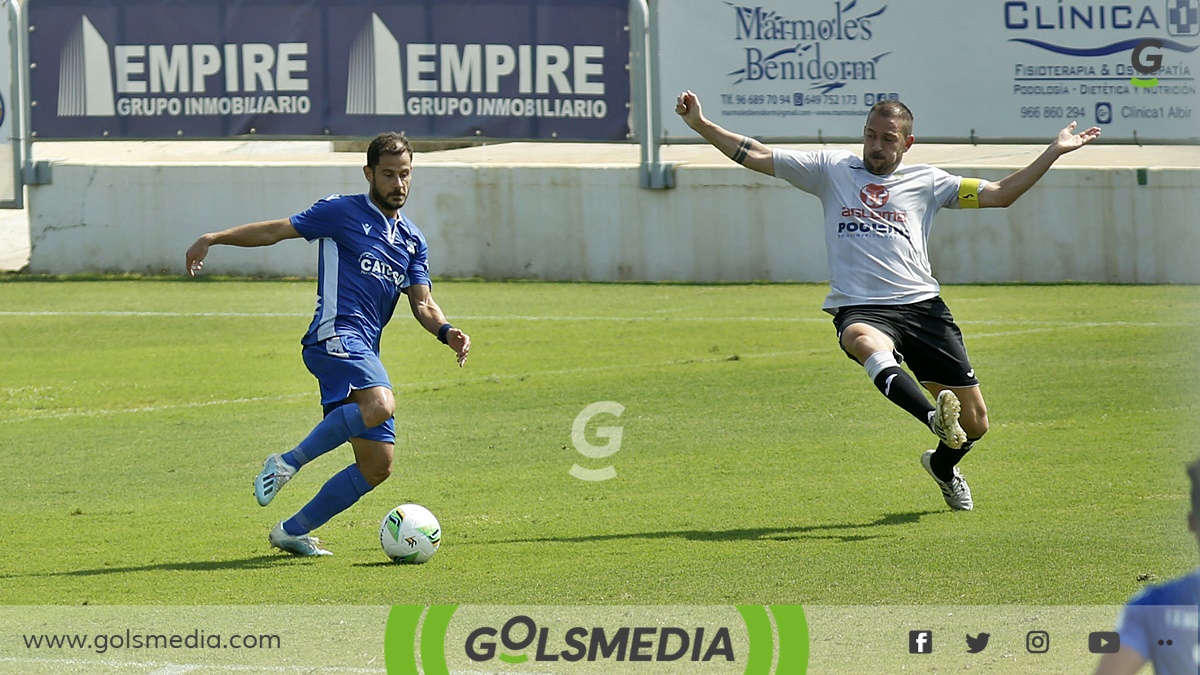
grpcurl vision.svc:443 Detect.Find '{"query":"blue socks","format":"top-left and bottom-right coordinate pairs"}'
top-left (275, 404), bottom-right (378, 536)
top-left (283, 464), bottom-right (374, 536)
top-left (281, 403), bottom-right (367, 469)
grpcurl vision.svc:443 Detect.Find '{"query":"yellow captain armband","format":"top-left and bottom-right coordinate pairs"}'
top-left (958, 178), bottom-right (982, 209)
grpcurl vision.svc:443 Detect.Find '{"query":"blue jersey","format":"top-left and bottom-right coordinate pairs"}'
top-left (1116, 569), bottom-right (1200, 674)
top-left (290, 194), bottom-right (431, 352)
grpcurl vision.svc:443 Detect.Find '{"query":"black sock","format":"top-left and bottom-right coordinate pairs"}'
top-left (929, 437), bottom-right (978, 482)
top-left (872, 366), bottom-right (935, 425)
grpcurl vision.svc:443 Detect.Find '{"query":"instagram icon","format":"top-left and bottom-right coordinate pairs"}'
top-left (1026, 631), bottom-right (1050, 653)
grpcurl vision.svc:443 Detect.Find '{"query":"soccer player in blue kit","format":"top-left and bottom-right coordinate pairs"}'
top-left (1094, 458), bottom-right (1200, 675)
top-left (185, 133), bottom-right (470, 556)
top-left (676, 91), bottom-right (1100, 511)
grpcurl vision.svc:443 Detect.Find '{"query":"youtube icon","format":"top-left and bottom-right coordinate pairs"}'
top-left (1090, 631), bottom-right (1121, 654)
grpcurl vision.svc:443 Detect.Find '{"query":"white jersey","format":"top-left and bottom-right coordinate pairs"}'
top-left (772, 148), bottom-right (985, 312)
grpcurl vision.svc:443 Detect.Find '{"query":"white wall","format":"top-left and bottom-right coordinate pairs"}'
top-left (25, 143), bottom-right (1200, 283)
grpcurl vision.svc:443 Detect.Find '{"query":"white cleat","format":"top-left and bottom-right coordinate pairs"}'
top-left (921, 449), bottom-right (974, 511)
top-left (930, 390), bottom-right (968, 450)
top-left (269, 521), bottom-right (332, 557)
top-left (254, 454), bottom-right (296, 507)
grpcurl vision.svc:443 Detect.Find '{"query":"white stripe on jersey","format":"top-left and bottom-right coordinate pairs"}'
top-left (316, 238), bottom-right (340, 341)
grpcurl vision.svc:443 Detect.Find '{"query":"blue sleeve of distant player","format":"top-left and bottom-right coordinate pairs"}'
top-left (290, 195), bottom-right (346, 241)
top-left (1116, 589), bottom-right (1159, 660)
top-left (404, 235), bottom-right (431, 289)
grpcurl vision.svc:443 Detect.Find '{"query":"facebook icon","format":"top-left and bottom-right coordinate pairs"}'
top-left (909, 630), bottom-right (933, 654)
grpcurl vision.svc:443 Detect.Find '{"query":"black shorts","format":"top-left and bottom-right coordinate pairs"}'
top-left (832, 296), bottom-right (979, 388)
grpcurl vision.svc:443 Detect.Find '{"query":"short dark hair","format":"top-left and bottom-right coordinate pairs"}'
top-left (366, 132), bottom-right (413, 168)
top-left (1189, 457), bottom-right (1200, 514)
top-left (867, 100), bottom-right (913, 137)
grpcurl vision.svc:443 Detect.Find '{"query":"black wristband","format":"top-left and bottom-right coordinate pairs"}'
top-left (437, 323), bottom-right (453, 344)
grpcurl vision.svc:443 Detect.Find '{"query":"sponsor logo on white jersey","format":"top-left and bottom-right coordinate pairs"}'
top-left (860, 183), bottom-right (890, 208)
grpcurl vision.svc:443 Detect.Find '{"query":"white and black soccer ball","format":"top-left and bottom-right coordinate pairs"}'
top-left (380, 504), bottom-right (441, 564)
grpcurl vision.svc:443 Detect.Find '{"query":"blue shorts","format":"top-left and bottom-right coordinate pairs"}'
top-left (301, 334), bottom-right (396, 444)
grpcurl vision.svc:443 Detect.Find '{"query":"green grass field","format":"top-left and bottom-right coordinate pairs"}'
top-left (1, 279), bottom-right (1198, 612)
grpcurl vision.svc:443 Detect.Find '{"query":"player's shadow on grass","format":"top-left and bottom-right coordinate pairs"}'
top-left (512, 510), bottom-right (941, 545)
top-left (1, 555), bottom-right (297, 580)
top-left (349, 512), bottom-right (932, 567)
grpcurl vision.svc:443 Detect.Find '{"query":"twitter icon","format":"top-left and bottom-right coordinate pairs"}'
top-left (966, 633), bottom-right (990, 653)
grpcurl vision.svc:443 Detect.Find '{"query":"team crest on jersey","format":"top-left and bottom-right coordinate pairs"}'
top-left (859, 183), bottom-right (890, 208)
top-left (359, 252), bottom-right (405, 287)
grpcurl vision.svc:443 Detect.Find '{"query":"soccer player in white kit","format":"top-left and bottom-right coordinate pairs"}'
top-left (676, 91), bottom-right (1100, 510)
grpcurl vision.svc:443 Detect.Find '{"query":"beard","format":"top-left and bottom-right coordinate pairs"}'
top-left (865, 154), bottom-right (892, 175)
top-left (371, 184), bottom-right (406, 211)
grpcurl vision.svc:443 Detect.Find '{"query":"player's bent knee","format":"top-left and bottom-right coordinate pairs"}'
top-left (844, 333), bottom-right (889, 363)
top-left (358, 393), bottom-right (396, 428)
top-left (351, 437), bottom-right (394, 487)
top-left (359, 460), bottom-right (392, 487)
top-left (360, 405), bottom-right (394, 429)
top-left (954, 392), bottom-right (989, 439)
top-left (963, 414), bottom-right (989, 439)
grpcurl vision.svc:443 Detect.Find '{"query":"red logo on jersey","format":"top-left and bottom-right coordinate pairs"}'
top-left (859, 184), bottom-right (889, 208)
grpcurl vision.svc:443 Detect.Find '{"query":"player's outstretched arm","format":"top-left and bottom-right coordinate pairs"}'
top-left (1092, 645), bottom-right (1146, 675)
top-left (978, 121), bottom-right (1101, 208)
top-left (405, 283), bottom-right (470, 367)
top-left (185, 218), bottom-right (301, 276)
top-left (675, 90), bottom-right (775, 176)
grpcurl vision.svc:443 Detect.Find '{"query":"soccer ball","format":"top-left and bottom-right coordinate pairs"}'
top-left (380, 504), bottom-right (441, 564)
